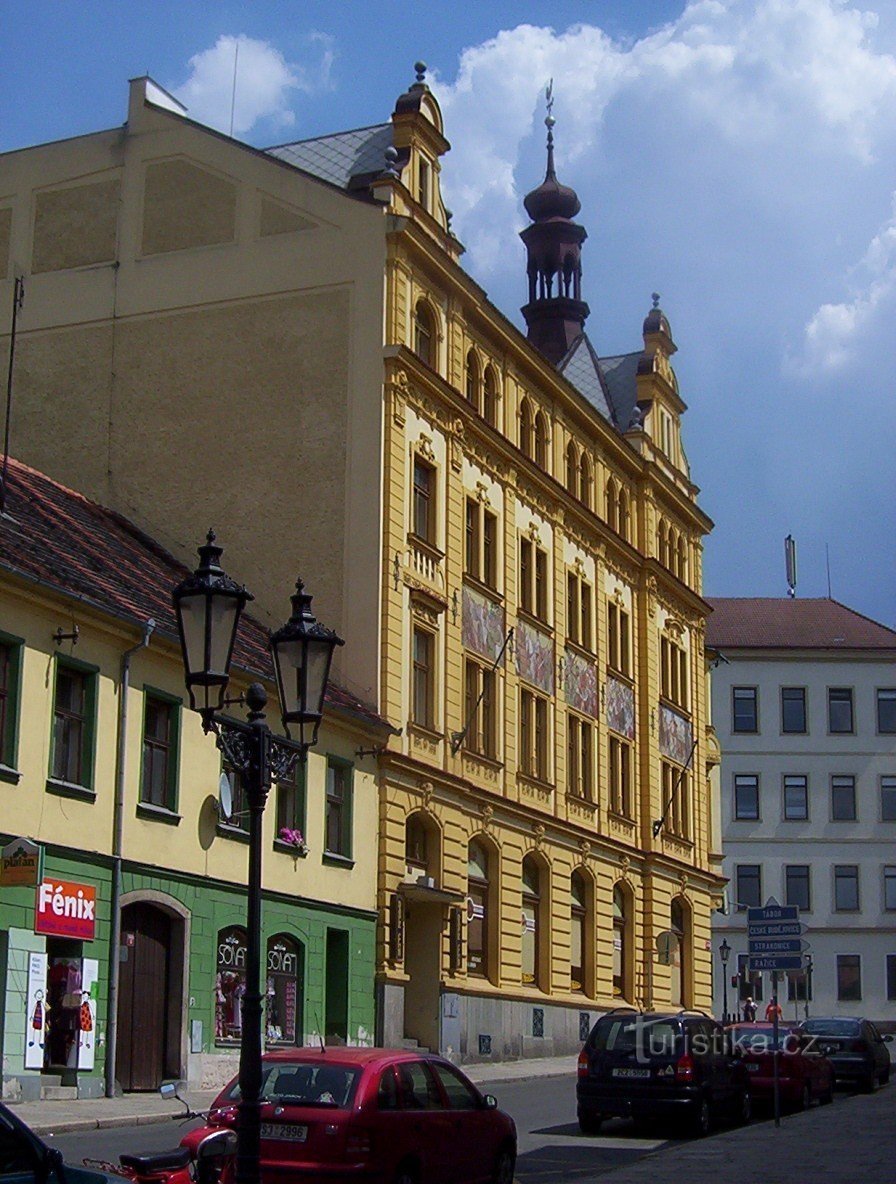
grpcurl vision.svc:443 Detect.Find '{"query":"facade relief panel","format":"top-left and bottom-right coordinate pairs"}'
top-left (658, 703), bottom-right (692, 764)
top-left (605, 676), bottom-right (635, 740)
top-left (564, 649), bottom-right (598, 718)
top-left (462, 586), bottom-right (505, 661)
top-left (515, 620), bottom-right (554, 695)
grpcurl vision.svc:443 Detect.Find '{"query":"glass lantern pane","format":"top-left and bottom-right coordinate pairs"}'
top-left (208, 597), bottom-right (239, 675)
top-left (178, 594), bottom-right (208, 676)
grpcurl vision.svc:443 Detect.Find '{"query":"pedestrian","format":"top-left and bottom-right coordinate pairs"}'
top-left (742, 996), bottom-right (757, 1022)
top-left (765, 999), bottom-right (783, 1022)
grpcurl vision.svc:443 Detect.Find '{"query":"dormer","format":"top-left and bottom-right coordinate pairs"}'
top-left (633, 295), bottom-right (691, 483)
top-left (389, 63), bottom-right (451, 236)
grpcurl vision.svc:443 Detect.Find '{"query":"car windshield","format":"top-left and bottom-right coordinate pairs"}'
top-left (223, 1062), bottom-right (361, 1108)
top-left (588, 1016), bottom-right (680, 1055)
top-left (801, 1019), bottom-right (860, 1037)
top-left (728, 1026), bottom-right (799, 1052)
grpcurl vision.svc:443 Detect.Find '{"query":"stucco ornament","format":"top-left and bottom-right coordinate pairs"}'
top-left (532, 822), bottom-right (546, 848)
top-left (480, 803), bottom-right (494, 832)
top-left (419, 780), bottom-right (434, 809)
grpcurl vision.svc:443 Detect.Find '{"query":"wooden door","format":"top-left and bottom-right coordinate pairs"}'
top-left (117, 903), bottom-right (171, 1091)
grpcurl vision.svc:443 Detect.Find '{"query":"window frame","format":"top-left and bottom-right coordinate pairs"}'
top-left (833, 864), bottom-right (860, 912)
top-left (519, 686), bottom-right (549, 782)
top-left (0, 632), bottom-right (24, 781)
top-left (836, 953), bottom-right (862, 1002)
top-left (566, 571), bottom-right (592, 651)
top-left (783, 773), bottom-right (809, 821)
top-left (463, 657), bottom-right (497, 760)
top-left (881, 776), bottom-right (896, 823)
top-left (411, 456), bottom-right (436, 545)
top-left (275, 758), bottom-right (308, 849)
top-left (138, 686), bottom-right (182, 814)
top-left (465, 497), bottom-right (498, 589)
top-left (732, 686), bottom-right (758, 734)
top-left (831, 774), bottom-right (857, 822)
top-left (411, 625), bottom-right (436, 731)
top-left (519, 536), bottom-right (549, 622)
top-left (324, 757), bottom-right (354, 862)
top-left (735, 864), bottom-right (762, 910)
top-left (566, 712), bottom-right (593, 801)
top-left (733, 773), bottom-right (760, 821)
top-left (784, 864), bottom-right (811, 911)
top-left (781, 686), bottom-right (807, 734)
top-left (48, 654), bottom-right (99, 796)
top-left (607, 601), bottom-right (631, 678)
top-left (660, 636), bottom-right (689, 712)
top-left (877, 688), bottom-right (896, 734)
top-left (827, 686), bottom-right (854, 734)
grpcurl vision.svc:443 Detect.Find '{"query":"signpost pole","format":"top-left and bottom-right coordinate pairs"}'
top-left (772, 971), bottom-right (781, 1128)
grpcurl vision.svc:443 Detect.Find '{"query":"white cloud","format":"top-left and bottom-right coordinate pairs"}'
top-left (174, 33), bottom-right (335, 137)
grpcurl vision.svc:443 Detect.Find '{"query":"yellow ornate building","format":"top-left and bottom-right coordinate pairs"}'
top-left (0, 65), bottom-right (722, 1062)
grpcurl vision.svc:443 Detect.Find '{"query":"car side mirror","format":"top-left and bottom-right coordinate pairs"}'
top-left (884, 1035), bottom-right (894, 1043)
top-left (482, 1094), bottom-right (498, 1109)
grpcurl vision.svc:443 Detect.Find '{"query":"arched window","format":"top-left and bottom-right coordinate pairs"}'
top-left (605, 478), bottom-right (618, 533)
top-left (266, 934), bottom-right (303, 1046)
top-left (618, 488), bottom-right (630, 541)
top-left (414, 301), bottom-right (435, 368)
top-left (216, 925), bottom-right (248, 1043)
top-left (579, 454), bottom-right (592, 509)
top-left (671, 898), bottom-right (690, 1008)
top-left (465, 349), bottom-right (480, 412)
top-left (483, 366), bottom-right (498, 427)
top-left (467, 840), bottom-right (491, 979)
top-left (677, 536), bottom-right (688, 583)
top-left (534, 411), bottom-right (548, 469)
top-left (405, 811), bottom-right (439, 882)
top-left (565, 441), bottom-right (578, 496)
top-left (570, 872), bottom-right (587, 993)
top-left (519, 398), bottom-right (534, 459)
top-left (521, 855), bottom-right (542, 989)
top-left (613, 886), bottom-right (631, 999)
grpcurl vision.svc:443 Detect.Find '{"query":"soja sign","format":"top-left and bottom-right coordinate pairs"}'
top-left (34, 878), bottom-right (97, 940)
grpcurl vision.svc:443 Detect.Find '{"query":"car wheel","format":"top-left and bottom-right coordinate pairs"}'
top-left (691, 1098), bottom-right (712, 1137)
top-left (737, 1089), bottom-right (752, 1125)
top-left (491, 1147), bottom-right (515, 1184)
top-left (578, 1111), bottom-right (603, 1135)
top-left (799, 1084), bottom-right (811, 1112)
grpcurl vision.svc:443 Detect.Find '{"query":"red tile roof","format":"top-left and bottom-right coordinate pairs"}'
top-left (706, 597), bottom-right (896, 651)
top-left (0, 457), bottom-right (392, 734)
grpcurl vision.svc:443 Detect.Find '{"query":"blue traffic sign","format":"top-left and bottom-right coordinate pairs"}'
top-left (747, 904), bottom-right (799, 924)
top-left (747, 921), bottom-right (807, 938)
top-left (749, 954), bottom-right (803, 972)
top-left (748, 938), bottom-right (805, 955)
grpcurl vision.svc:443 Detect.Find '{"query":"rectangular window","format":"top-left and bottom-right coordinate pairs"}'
top-left (412, 458), bottom-right (435, 543)
top-left (877, 689), bottom-right (896, 734)
top-left (464, 659), bottom-right (496, 759)
top-left (737, 952), bottom-right (764, 1003)
top-left (882, 776), bottom-right (896, 822)
top-left (664, 761), bottom-right (690, 839)
top-left (50, 661), bottom-right (97, 790)
top-left (785, 865), bottom-right (811, 911)
top-left (566, 573), bottom-right (592, 649)
top-left (787, 970), bottom-right (812, 1003)
top-left (607, 602), bottom-right (630, 677)
top-left (884, 866), bottom-right (896, 912)
top-left (837, 954), bottom-right (861, 1001)
top-left (418, 157), bottom-right (430, 208)
top-left (0, 636), bottom-right (22, 773)
top-left (520, 688), bottom-right (549, 781)
top-left (834, 865), bottom-right (860, 911)
top-left (735, 864), bottom-right (762, 910)
top-left (520, 537), bottom-right (548, 620)
top-left (831, 775), bottom-right (857, 821)
top-left (734, 773), bottom-right (759, 820)
top-left (608, 736), bottom-right (631, 817)
top-left (781, 686), bottom-right (807, 733)
top-left (887, 955), bottom-right (896, 1002)
top-left (276, 760), bottom-right (307, 843)
top-left (140, 692), bottom-right (180, 810)
top-left (465, 499), bottom-right (498, 587)
top-left (661, 637), bottom-right (689, 710)
top-left (828, 687), bottom-right (854, 733)
top-left (783, 774), bottom-right (808, 820)
top-left (732, 686), bottom-right (758, 733)
top-left (567, 714), bottom-right (593, 800)
top-left (412, 627), bottom-right (435, 729)
top-left (325, 759), bottom-right (353, 858)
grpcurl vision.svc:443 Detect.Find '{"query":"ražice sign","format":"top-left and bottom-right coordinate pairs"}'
top-left (34, 878), bottom-right (96, 940)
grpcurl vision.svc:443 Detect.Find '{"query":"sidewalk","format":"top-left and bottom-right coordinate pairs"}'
top-left (7, 1054), bottom-right (578, 1136)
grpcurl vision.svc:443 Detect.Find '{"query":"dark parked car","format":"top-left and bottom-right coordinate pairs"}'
top-left (198, 1047), bottom-right (516, 1184)
top-left (576, 1008), bottom-right (752, 1136)
top-left (0, 1100), bottom-right (118, 1184)
top-left (726, 1022), bottom-right (834, 1109)
top-left (797, 1017), bottom-right (893, 1091)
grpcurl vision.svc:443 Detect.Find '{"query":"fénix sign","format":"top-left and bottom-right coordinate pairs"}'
top-left (34, 878), bottom-right (96, 940)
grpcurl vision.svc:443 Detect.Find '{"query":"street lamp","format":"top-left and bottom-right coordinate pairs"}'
top-left (719, 938), bottom-right (731, 1024)
top-left (173, 532), bottom-right (343, 1184)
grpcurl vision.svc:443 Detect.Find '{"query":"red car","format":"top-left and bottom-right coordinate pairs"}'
top-left (726, 1023), bottom-right (834, 1110)
top-left (189, 1047), bottom-right (517, 1184)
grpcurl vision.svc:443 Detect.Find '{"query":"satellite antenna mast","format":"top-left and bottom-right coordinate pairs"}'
top-left (1, 274), bottom-right (25, 517)
top-left (784, 534), bottom-right (797, 599)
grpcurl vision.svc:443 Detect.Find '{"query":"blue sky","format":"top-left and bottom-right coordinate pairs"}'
top-left (3, 1), bottom-right (895, 628)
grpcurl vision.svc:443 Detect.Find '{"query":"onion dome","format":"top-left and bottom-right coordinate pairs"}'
top-left (643, 292), bottom-right (672, 338)
top-left (523, 115), bottom-right (581, 222)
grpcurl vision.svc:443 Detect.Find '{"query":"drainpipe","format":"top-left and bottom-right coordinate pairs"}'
top-left (105, 618), bottom-right (155, 1097)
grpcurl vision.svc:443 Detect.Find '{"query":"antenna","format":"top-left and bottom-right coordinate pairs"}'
top-left (825, 543), bottom-right (832, 599)
top-left (784, 534), bottom-right (797, 599)
top-left (1, 274), bottom-right (25, 517)
top-left (229, 39), bottom-right (240, 137)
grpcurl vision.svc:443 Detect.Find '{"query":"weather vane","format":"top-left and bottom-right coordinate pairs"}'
top-left (545, 78), bottom-right (554, 120)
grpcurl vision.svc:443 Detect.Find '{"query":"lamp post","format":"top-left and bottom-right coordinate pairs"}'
top-left (173, 532), bottom-right (343, 1184)
top-left (719, 937), bottom-right (731, 1024)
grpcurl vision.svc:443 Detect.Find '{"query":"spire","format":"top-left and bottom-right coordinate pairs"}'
top-left (520, 83), bottom-right (589, 365)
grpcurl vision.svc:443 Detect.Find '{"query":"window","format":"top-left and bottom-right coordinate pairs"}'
top-left (140, 692), bottom-right (180, 811)
top-left (734, 774), bottom-right (759, 821)
top-left (884, 866), bottom-right (896, 911)
top-left (465, 498), bottom-right (497, 587)
top-left (570, 872), bottom-right (587, 992)
top-left (519, 688), bottom-right (549, 781)
top-left (467, 841), bottom-right (490, 978)
top-left (412, 457), bottom-right (435, 543)
top-left (325, 759), bottom-right (353, 859)
top-left (660, 636), bottom-right (688, 710)
top-left (735, 864), bottom-right (762, 910)
top-left (483, 366), bottom-right (498, 427)
top-left (781, 686), bottom-right (807, 733)
top-left (566, 572), bottom-right (592, 649)
top-left (785, 865), bottom-right (811, 911)
top-left (413, 301), bottom-right (435, 366)
top-left (464, 658), bottom-right (496, 759)
top-left (663, 761), bottom-right (690, 839)
top-left (465, 350), bottom-right (480, 412)
top-left (831, 775), bottom-right (856, 821)
top-left (612, 885), bottom-right (630, 998)
top-left (431, 1061), bottom-right (482, 1109)
top-left (534, 411), bottom-right (548, 468)
top-left (887, 955), bottom-right (896, 1002)
top-left (519, 536), bottom-right (548, 620)
top-left (405, 814), bottom-right (429, 876)
top-left (579, 454), bottom-right (592, 508)
top-left (834, 865), bottom-right (859, 911)
top-left (877, 689), bottom-right (896, 734)
top-left (882, 776), bottom-right (896, 822)
top-left (783, 774), bottom-right (808, 820)
top-left (567, 714), bottom-right (593, 800)
top-left (519, 397), bottom-right (534, 459)
top-left (521, 855), bottom-right (542, 988)
top-left (837, 954), bottom-right (861, 1001)
top-left (276, 759), bottom-right (307, 845)
top-left (565, 442), bottom-right (578, 497)
top-left (787, 968), bottom-right (812, 1003)
top-left (607, 602), bottom-right (630, 677)
top-left (411, 627), bottom-right (435, 729)
top-left (732, 686), bottom-right (758, 733)
top-left (0, 636), bottom-right (22, 774)
top-left (737, 952), bottom-right (764, 1003)
top-left (828, 687), bottom-right (854, 733)
top-left (418, 157), bottom-right (430, 209)
top-left (608, 736), bottom-right (631, 817)
top-left (216, 926), bottom-right (248, 1043)
top-left (50, 660), bottom-right (97, 790)
top-left (266, 934), bottom-right (302, 1045)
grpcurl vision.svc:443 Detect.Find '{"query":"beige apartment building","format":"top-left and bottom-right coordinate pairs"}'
top-left (0, 65), bottom-right (722, 1061)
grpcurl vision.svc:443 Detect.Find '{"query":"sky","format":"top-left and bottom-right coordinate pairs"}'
top-left (2, 1), bottom-right (895, 628)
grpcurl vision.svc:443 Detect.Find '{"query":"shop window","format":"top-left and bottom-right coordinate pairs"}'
top-left (467, 840), bottom-right (491, 978)
top-left (266, 934), bottom-right (303, 1045)
top-left (670, 898), bottom-right (690, 1007)
top-left (0, 634), bottom-right (22, 776)
top-left (140, 691), bottom-right (180, 811)
top-left (324, 758), bottom-right (353, 860)
top-left (216, 926), bottom-right (248, 1043)
top-left (49, 658), bottom-right (98, 792)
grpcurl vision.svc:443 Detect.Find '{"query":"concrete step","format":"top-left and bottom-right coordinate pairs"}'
top-left (41, 1085), bottom-right (78, 1101)
top-left (400, 1038), bottom-right (430, 1052)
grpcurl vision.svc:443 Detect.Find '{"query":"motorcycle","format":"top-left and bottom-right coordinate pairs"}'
top-left (84, 1084), bottom-right (236, 1184)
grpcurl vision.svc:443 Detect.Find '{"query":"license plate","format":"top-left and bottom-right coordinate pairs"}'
top-left (260, 1123), bottom-right (308, 1142)
top-left (612, 1067), bottom-right (650, 1078)
top-left (746, 1063), bottom-right (760, 1072)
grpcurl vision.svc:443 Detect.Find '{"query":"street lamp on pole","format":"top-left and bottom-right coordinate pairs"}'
top-left (173, 532), bottom-right (343, 1184)
top-left (719, 938), bottom-right (731, 1024)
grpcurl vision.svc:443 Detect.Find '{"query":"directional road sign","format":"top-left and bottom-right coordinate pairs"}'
top-left (749, 954), bottom-right (803, 972)
top-left (747, 903), bottom-right (799, 924)
top-left (748, 938), bottom-right (811, 955)
top-left (747, 921), bottom-right (808, 938)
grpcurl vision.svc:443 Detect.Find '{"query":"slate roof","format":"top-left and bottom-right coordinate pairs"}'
top-left (558, 335), bottom-right (643, 430)
top-left (706, 597), bottom-right (896, 651)
top-left (0, 458), bottom-right (391, 733)
top-left (266, 124), bottom-right (393, 191)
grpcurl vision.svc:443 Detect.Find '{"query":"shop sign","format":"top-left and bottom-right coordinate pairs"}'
top-left (1, 837), bottom-right (44, 887)
top-left (35, 878), bottom-right (96, 940)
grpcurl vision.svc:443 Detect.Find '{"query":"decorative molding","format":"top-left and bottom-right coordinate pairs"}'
top-left (408, 587), bottom-right (446, 623)
top-left (619, 854), bottom-right (632, 881)
top-left (390, 370), bottom-right (408, 426)
top-left (418, 780), bottom-right (435, 809)
top-left (475, 480), bottom-right (491, 507)
top-left (579, 839), bottom-right (593, 861)
top-left (480, 803), bottom-right (495, 833)
top-left (532, 822), bottom-right (546, 848)
top-left (450, 417), bottom-right (465, 472)
top-left (417, 432), bottom-right (436, 463)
